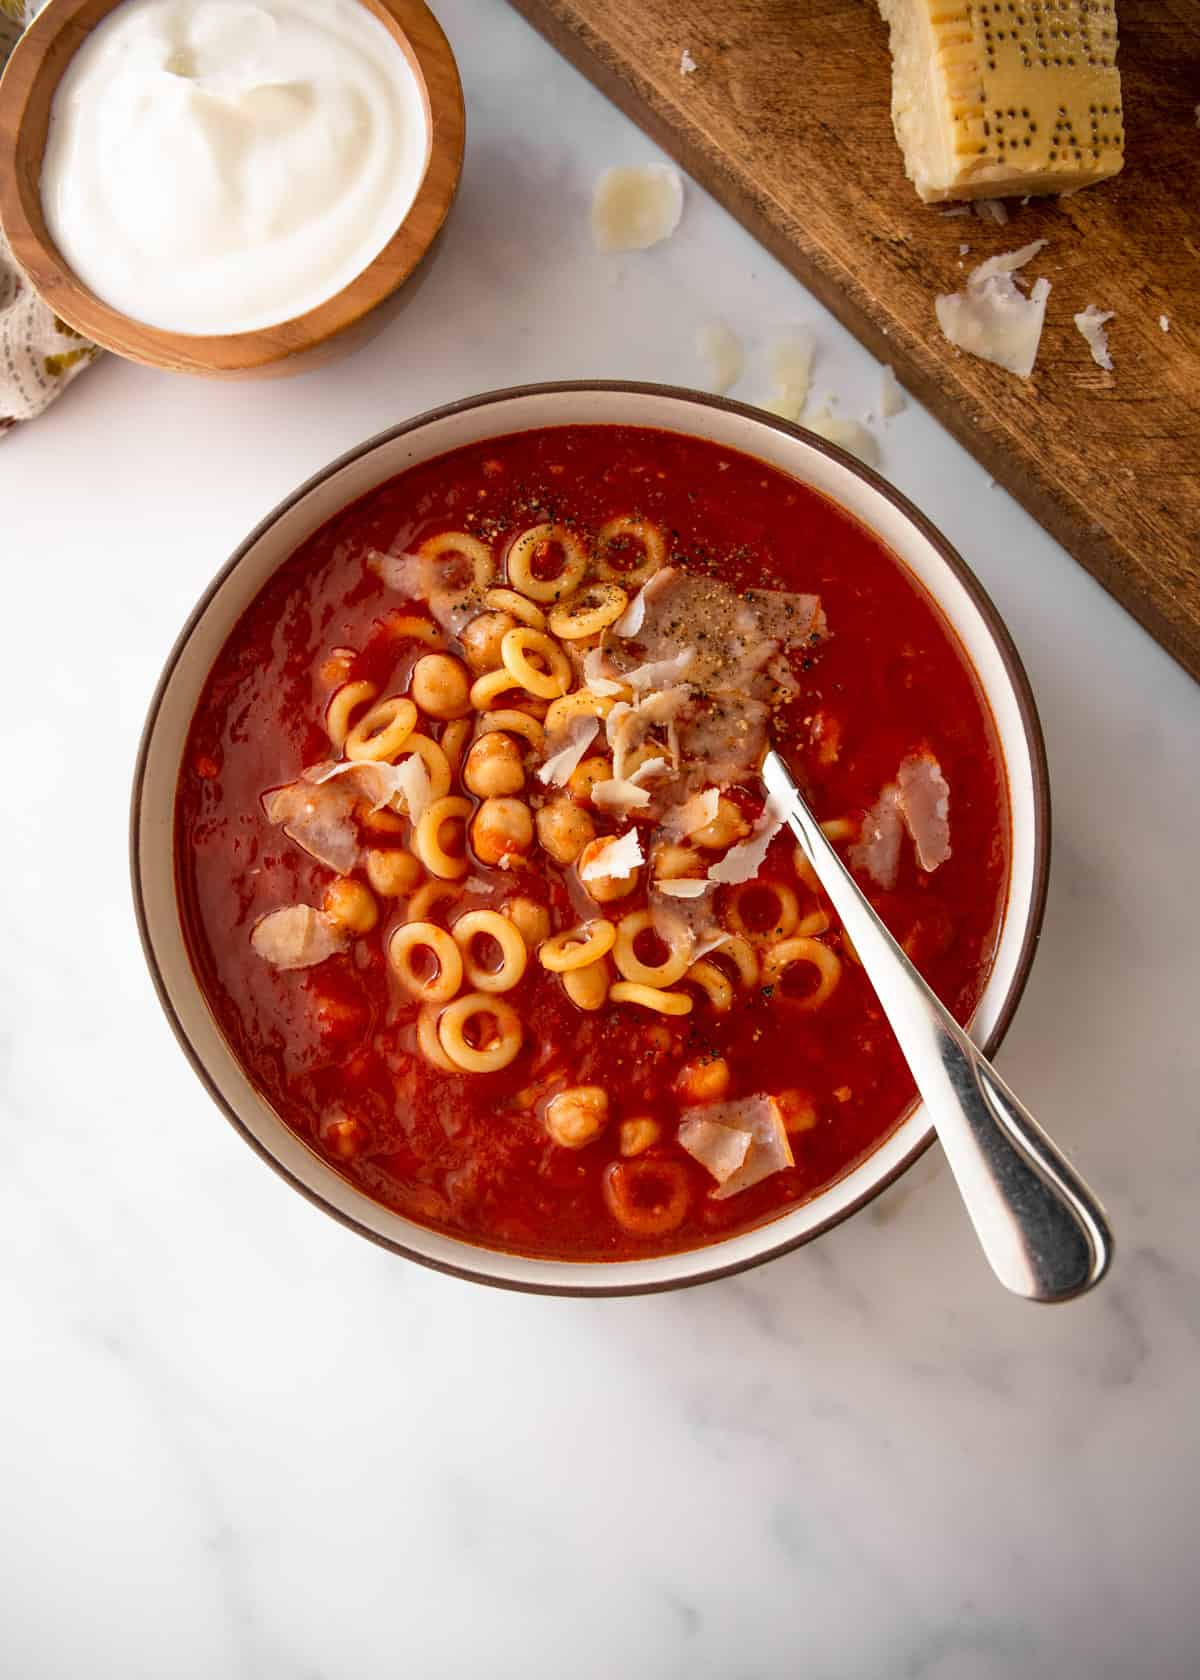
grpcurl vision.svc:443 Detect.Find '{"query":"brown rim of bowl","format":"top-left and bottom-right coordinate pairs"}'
top-left (130, 380), bottom-right (1052, 1297)
top-left (0, 0), bottom-right (465, 373)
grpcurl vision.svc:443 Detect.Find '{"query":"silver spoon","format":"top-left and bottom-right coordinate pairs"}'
top-left (761, 750), bottom-right (1112, 1302)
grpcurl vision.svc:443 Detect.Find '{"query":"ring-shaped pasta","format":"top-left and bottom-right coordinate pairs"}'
top-left (440, 716), bottom-right (472, 776)
top-left (326, 679), bottom-right (378, 751)
top-left (603, 1158), bottom-right (690, 1235)
top-left (725, 880), bottom-right (800, 943)
top-left (452, 909), bottom-right (529, 994)
top-left (609, 981), bottom-right (693, 1016)
top-left (470, 667), bottom-right (524, 711)
top-left (386, 614), bottom-right (445, 649)
top-left (414, 795), bottom-right (472, 880)
top-left (684, 959), bottom-right (734, 1013)
top-left (407, 879), bottom-right (458, 923)
top-left (793, 844), bottom-right (819, 895)
top-left (712, 934), bottom-right (759, 989)
top-left (345, 697), bottom-right (418, 763)
top-left (506, 523), bottom-right (589, 603)
top-left (594, 516), bottom-right (666, 586)
top-left (418, 531), bottom-right (496, 592)
top-left (388, 921), bottom-right (464, 1005)
top-left (548, 582), bottom-right (630, 640)
top-left (483, 587), bottom-right (546, 630)
top-left (797, 908), bottom-right (832, 938)
top-left (399, 733), bottom-right (452, 802)
top-left (417, 1004), bottom-right (459, 1071)
top-left (475, 708), bottom-right (545, 750)
top-left (613, 909), bottom-right (693, 987)
top-left (539, 920), bottom-right (617, 973)
top-left (543, 689), bottom-right (615, 736)
top-left (500, 627), bottom-right (572, 699)
top-left (761, 937), bottom-right (843, 1011)
top-left (437, 992), bottom-right (523, 1073)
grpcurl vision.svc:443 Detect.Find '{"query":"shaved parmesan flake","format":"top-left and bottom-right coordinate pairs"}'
top-left (680, 47), bottom-right (697, 75)
top-left (680, 1096), bottom-right (793, 1197)
top-left (604, 700), bottom-right (633, 751)
top-left (580, 828), bottom-right (644, 881)
top-left (1160, 315), bottom-right (1170, 333)
top-left (665, 787), bottom-right (720, 839)
top-left (1074, 305), bottom-right (1115, 371)
top-left (678, 1118), bottom-right (751, 1185)
top-left (537, 716), bottom-right (600, 786)
top-left (306, 757), bottom-right (430, 822)
top-left (696, 321), bottom-right (743, 394)
top-left (936, 241), bottom-right (1051, 379)
top-left (251, 905), bottom-right (347, 970)
top-left (263, 780), bottom-right (359, 875)
top-left (805, 409), bottom-right (881, 469)
top-left (613, 566), bottom-right (676, 637)
top-left (657, 878), bottom-right (710, 898)
top-left (582, 648), bottom-right (626, 697)
top-left (592, 778), bottom-right (652, 814)
top-left (850, 784), bottom-right (903, 890)
top-left (630, 755), bottom-right (671, 786)
top-left (368, 547), bottom-right (477, 635)
top-left (625, 647), bottom-right (695, 690)
top-left (706, 793), bottom-right (788, 885)
top-left (760, 390), bottom-right (803, 422)
top-left (592, 165), bottom-right (683, 252)
top-left (770, 327), bottom-right (815, 411)
top-left (897, 753), bottom-right (951, 871)
top-left (972, 197), bottom-right (1010, 225)
top-left (938, 205), bottom-right (971, 219)
top-left (879, 364), bottom-right (907, 417)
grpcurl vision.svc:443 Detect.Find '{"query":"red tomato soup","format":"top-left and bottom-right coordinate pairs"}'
top-left (177, 425), bottom-right (1009, 1260)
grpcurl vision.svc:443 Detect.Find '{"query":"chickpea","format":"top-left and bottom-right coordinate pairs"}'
top-left (653, 842), bottom-right (702, 881)
top-left (410, 653), bottom-right (471, 720)
top-left (460, 611), bottom-right (516, 673)
top-left (562, 959), bottom-right (608, 1011)
top-left (576, 837), bottom-right (638, 903)
top-left (365, 848), bottom-right (422, 898)
top-left (471, 796), bottom-right (534, 866)
top-left (544, 1085), bottom-right (609, 1150)
top-left (675, 1056), bottom-right (731, 1105)
top-left (323, 1115), bottom-right (369, 1159)
top-left (692, 797), bottom-right (751, 850)
top-left (323, 876), bottom-right (379, 934)
top-left (619, 1117), bottom-right (661, 1157)
top-left (464, 731), bottom-right (526, 798)
top-left (778, 1090), bottom-right (820, 1132)
top-left (567, 754), bottom-right (613, 804)
top-left (536, 796), bottom-right (596, 866)
top-left (503, 896), bottom-right (551, 947)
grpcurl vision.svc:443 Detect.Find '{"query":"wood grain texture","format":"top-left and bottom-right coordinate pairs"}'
top-left (507, 0), bottom-right (1200, 680)
top-left (0, 0), bottom-right (465, 377)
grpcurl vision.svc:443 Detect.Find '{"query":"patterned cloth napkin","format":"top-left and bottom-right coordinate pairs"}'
top-left (1, 0), bottom-right (100, 435)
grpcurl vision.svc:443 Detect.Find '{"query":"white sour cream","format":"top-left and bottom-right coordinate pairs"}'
top-left (41, 0), bottom-right (429, 335)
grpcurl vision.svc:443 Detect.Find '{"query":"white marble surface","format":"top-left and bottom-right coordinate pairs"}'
top-left (3, 3), bottom-right (1199, 1674)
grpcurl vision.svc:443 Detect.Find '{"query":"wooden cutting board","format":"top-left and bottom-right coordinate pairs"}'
top-left (507, 0), bottom-right (1200, 681)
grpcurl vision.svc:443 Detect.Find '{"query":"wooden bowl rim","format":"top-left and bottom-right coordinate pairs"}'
top-left (0, 0), bottom-right (465, 371)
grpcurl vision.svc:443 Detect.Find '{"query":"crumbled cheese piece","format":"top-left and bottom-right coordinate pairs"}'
top-left (251, 905), bottom-right (347, 970)
top-left (877, 0), bottom-right (1124, 202)
top-left (696, 320), bottom-right (743, 394)
top-left (1160, 315), bottom-right (1171, 333)
top-left (591, 164), bottom-right (684, 252)
top-left (879, 364), bottom-right (907, 418)
top-left (579, 828), bottom-right (644, 881)
top-left (680, 48), bottom-right (697, 75)
top-left (805, 408), bottom-right (881, 468)
top-left (1074, 305), bottom-right (1115, 371)
top-left (935, 240), bottom-right (1051, 379)
top-left (537, 716), bottom-right (600, 786)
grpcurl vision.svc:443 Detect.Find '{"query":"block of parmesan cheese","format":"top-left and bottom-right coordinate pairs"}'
top-left (876, 0), bottom-right (1124, 202)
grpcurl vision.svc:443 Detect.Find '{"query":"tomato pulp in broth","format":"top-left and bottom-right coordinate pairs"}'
top-left (177, 425), bottom-right (1009, 1260)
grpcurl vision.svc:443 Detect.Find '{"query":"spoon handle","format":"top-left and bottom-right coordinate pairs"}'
top-left (761, 752), bottom-right (1112, 1302)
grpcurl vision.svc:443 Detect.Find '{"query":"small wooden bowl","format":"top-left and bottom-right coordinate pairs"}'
top-left (0, 0), bottom-right (465, 378)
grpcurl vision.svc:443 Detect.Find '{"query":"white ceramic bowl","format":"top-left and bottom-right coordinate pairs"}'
top-left (132, 383), bottom-right (1050, 1294)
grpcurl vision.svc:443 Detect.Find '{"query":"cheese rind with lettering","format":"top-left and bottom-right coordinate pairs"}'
top-left (876, 0), bottom-right (1124, 202)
